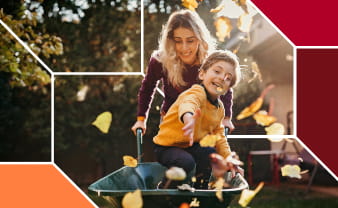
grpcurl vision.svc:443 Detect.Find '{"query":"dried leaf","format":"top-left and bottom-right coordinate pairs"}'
top-left (237, 84), bottom-right (275, 120)
top-left (179, 203), bottom-right (190, 208)
top-left (214, 17), bottom-right (233, 42)
top-left (238, 182), bottom-right (264, 207)
top-left (123, 155), bottom-right (138, 167)
top-left (76, 85), bottom-right (89, 102)
top-left (166, 167), bottom-right (186, 181)
top-left (232, 0), bottom-right (249, 14)
top-left (253, 110), bottom-right (277, 126)
top-left (236, 97), bottom-right (263, 120)
top-left (248, 62), bottom-right (262, 83)
top-left (199, 134), bottom-right (221, 147)
top-left (214, 178), bottom-right (225, 202)
top-left (190, 197), bottom-right (200, 207)
top-left (191, 176), bottom-right (197, 183)
top-left (281, 165), bottom-right (301, 179)
top-left (238, 13), bottom-right (253, 33)
top-left (177, 184), bottom-right (195, 192)
top-left (182, 0), bottom-right (199, 11)
top-left (121, 189), bottom-right (143, 208)
top-left (210, 4), bottom-right (225, 13)
top-left (265, 122), bottom-right (285, 135)
top-left (92, 111), bottom-right (112, 134)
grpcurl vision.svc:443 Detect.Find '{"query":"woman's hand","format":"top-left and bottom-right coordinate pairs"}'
top-left (222, 117), bottom-right (234, 132)
top-left (131, 120), bottom-right (146, 135)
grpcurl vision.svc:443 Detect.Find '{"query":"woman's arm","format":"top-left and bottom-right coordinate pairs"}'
top-left (131, 57), bottom-right (163, 135)
top-left (220, 89), bottom-right (234, 131)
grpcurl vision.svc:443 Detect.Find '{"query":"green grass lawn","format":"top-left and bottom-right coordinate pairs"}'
top-left (228, 184), bottom-right (338, 208)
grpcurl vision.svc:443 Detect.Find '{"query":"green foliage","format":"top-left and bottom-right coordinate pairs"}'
top-left (0, 9), bottom-right (63, 88)
top-left (37, 1), bottom-right (141, 72)
top-left (0, 72), bottom-right (51, 161)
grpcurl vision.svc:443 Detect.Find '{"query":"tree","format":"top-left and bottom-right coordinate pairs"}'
top-left (0, 1), bottom-right (63, 160)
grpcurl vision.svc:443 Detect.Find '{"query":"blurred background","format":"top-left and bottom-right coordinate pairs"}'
top-left (1, 0), bottom-right (337, 207)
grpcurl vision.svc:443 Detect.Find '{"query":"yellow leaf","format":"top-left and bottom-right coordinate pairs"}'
top-left (214, 178), bottom-right (225, 202)
top-left (165, 167), bottom-right (186, 181)
top-left (238, 13), bottom-right (253, 33)
top-left (281, 165), bottom-right (301, 179)
top-left (248, 61), bottom-right (263, 83)
top-left (179, 203), bottom-right (190, 208)
top-left (189, 197), bottom-right (200, 207)
top-left (238, 182), bottom-right (264, 207)
top-left (265, 122), bottom-right (285, 135)
top-left (182, 0), bottom-right (199, 11)
top-left (253, 110), bottom-right (277, 126)
top-left (199, 134), bottom-right (221, 147)
top-left (237, 84), bottom-right (275, 120)
top-left (210, 4), bottom-right (224, 13)
top-left (121, 189), bottom-right (143, 208)
top-left (123, 155), bottom-right (138, 167)
top-left (92, 111), bottom-right (112, 134)
top-left (214, 17), bottom-right (233, 42)
top-left (236, 97), bottom-right (263, 120)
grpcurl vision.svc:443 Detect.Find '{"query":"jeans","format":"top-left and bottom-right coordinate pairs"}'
top-left (154, 142), bottom-right (216, 189)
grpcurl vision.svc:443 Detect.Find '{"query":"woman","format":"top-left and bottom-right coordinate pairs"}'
top-left (131, 9), bottom-right (234, 135)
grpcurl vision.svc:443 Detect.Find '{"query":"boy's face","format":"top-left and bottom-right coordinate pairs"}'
top-left (198, 61), bottom-right (235, 100)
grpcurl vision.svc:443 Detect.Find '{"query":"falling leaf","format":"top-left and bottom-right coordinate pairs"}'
top-left (179, 203), bottom-right (190, 208)
top-left (123, 155), bottom-right (138, 167)
top-left (236, 97), bottom-right (263, 120)
top-left (166, 167), bottom-right (187, 181)
top-left (214, 178), bottom-right (225, 202)
top-left (236, 84), bottom-right (275, 120)
top-left (281, 164), bottom-right (301, 179)
top-left (191, 176), bottom-right (197, 183)
top-left (232, 0), bottom-right (249, 14)
top-left (92, 111), bottom-right (112, 134)
top-left (253, 110), bottom-right (277, 126)
top-left (199, 134), bottom-right (221, 147)
top-left (182, 0), bottom-right (199, 11)
top-left (76, 85), bottom-right (89, 102)
top-left (265, 122), bottom-right (285, 135)
top-left (190, 197), bottom-right (200, 207)
top-left (248, 62), bottom-right (262, 83)
top-left (121, 189), bottom-right (143, 208)
top-left (214, 16), bottom-right (233, 42)
top-left (238, 13), bottom-right (253, 33)
top-left (210, 3), bottom-right (225, 13)
top-left (177, 184), bottom-right (195, 192)
top-left (238, 182), bottom-right (264, 207)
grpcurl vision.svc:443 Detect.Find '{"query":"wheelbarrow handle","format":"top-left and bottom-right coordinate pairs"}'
top-left (136, 128), bottom-right (143, 163)
top-left (224, 127), bottom-right (230, 136)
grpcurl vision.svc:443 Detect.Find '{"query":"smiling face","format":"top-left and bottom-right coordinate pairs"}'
top-left (173, 27), bottom-right (200, 65)
top-left (198, 60), bottom-right (235, 100)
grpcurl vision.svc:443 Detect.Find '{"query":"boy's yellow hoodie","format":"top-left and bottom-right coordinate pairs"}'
top-left (153, 84), bottom-right (231, 159)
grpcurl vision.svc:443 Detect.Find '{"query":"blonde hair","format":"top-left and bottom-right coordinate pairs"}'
top-left (199, 50), bottom-right (241, 87)
top-left (153, 9), bottom-right (215, 88)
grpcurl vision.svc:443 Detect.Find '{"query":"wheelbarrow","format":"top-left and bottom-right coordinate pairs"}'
top-left (88, 129), bottom-right (248, 208)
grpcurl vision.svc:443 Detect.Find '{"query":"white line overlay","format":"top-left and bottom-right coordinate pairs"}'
top-left (1, 1), bottom-right (337, 207)
top-left (0, 20), bottom-right (54, 74)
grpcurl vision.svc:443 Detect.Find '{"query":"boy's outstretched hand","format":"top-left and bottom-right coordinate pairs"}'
top-left (210, 152), bottom-right (244, 178)
top-left (182, 108), bottom-right (201, 146)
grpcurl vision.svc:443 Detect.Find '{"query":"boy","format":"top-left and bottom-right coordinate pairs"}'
top-left (153, 50), bottom-right (241, 189)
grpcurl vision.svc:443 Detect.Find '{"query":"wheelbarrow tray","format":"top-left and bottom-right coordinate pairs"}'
top-left (88, 162), bottom-right (248, 208)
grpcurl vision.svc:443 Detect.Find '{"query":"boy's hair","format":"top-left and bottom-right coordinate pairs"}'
top-left (199, 50), bottom-right (241, 87)
top-left (153, 9), bottom-right (216, 88)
